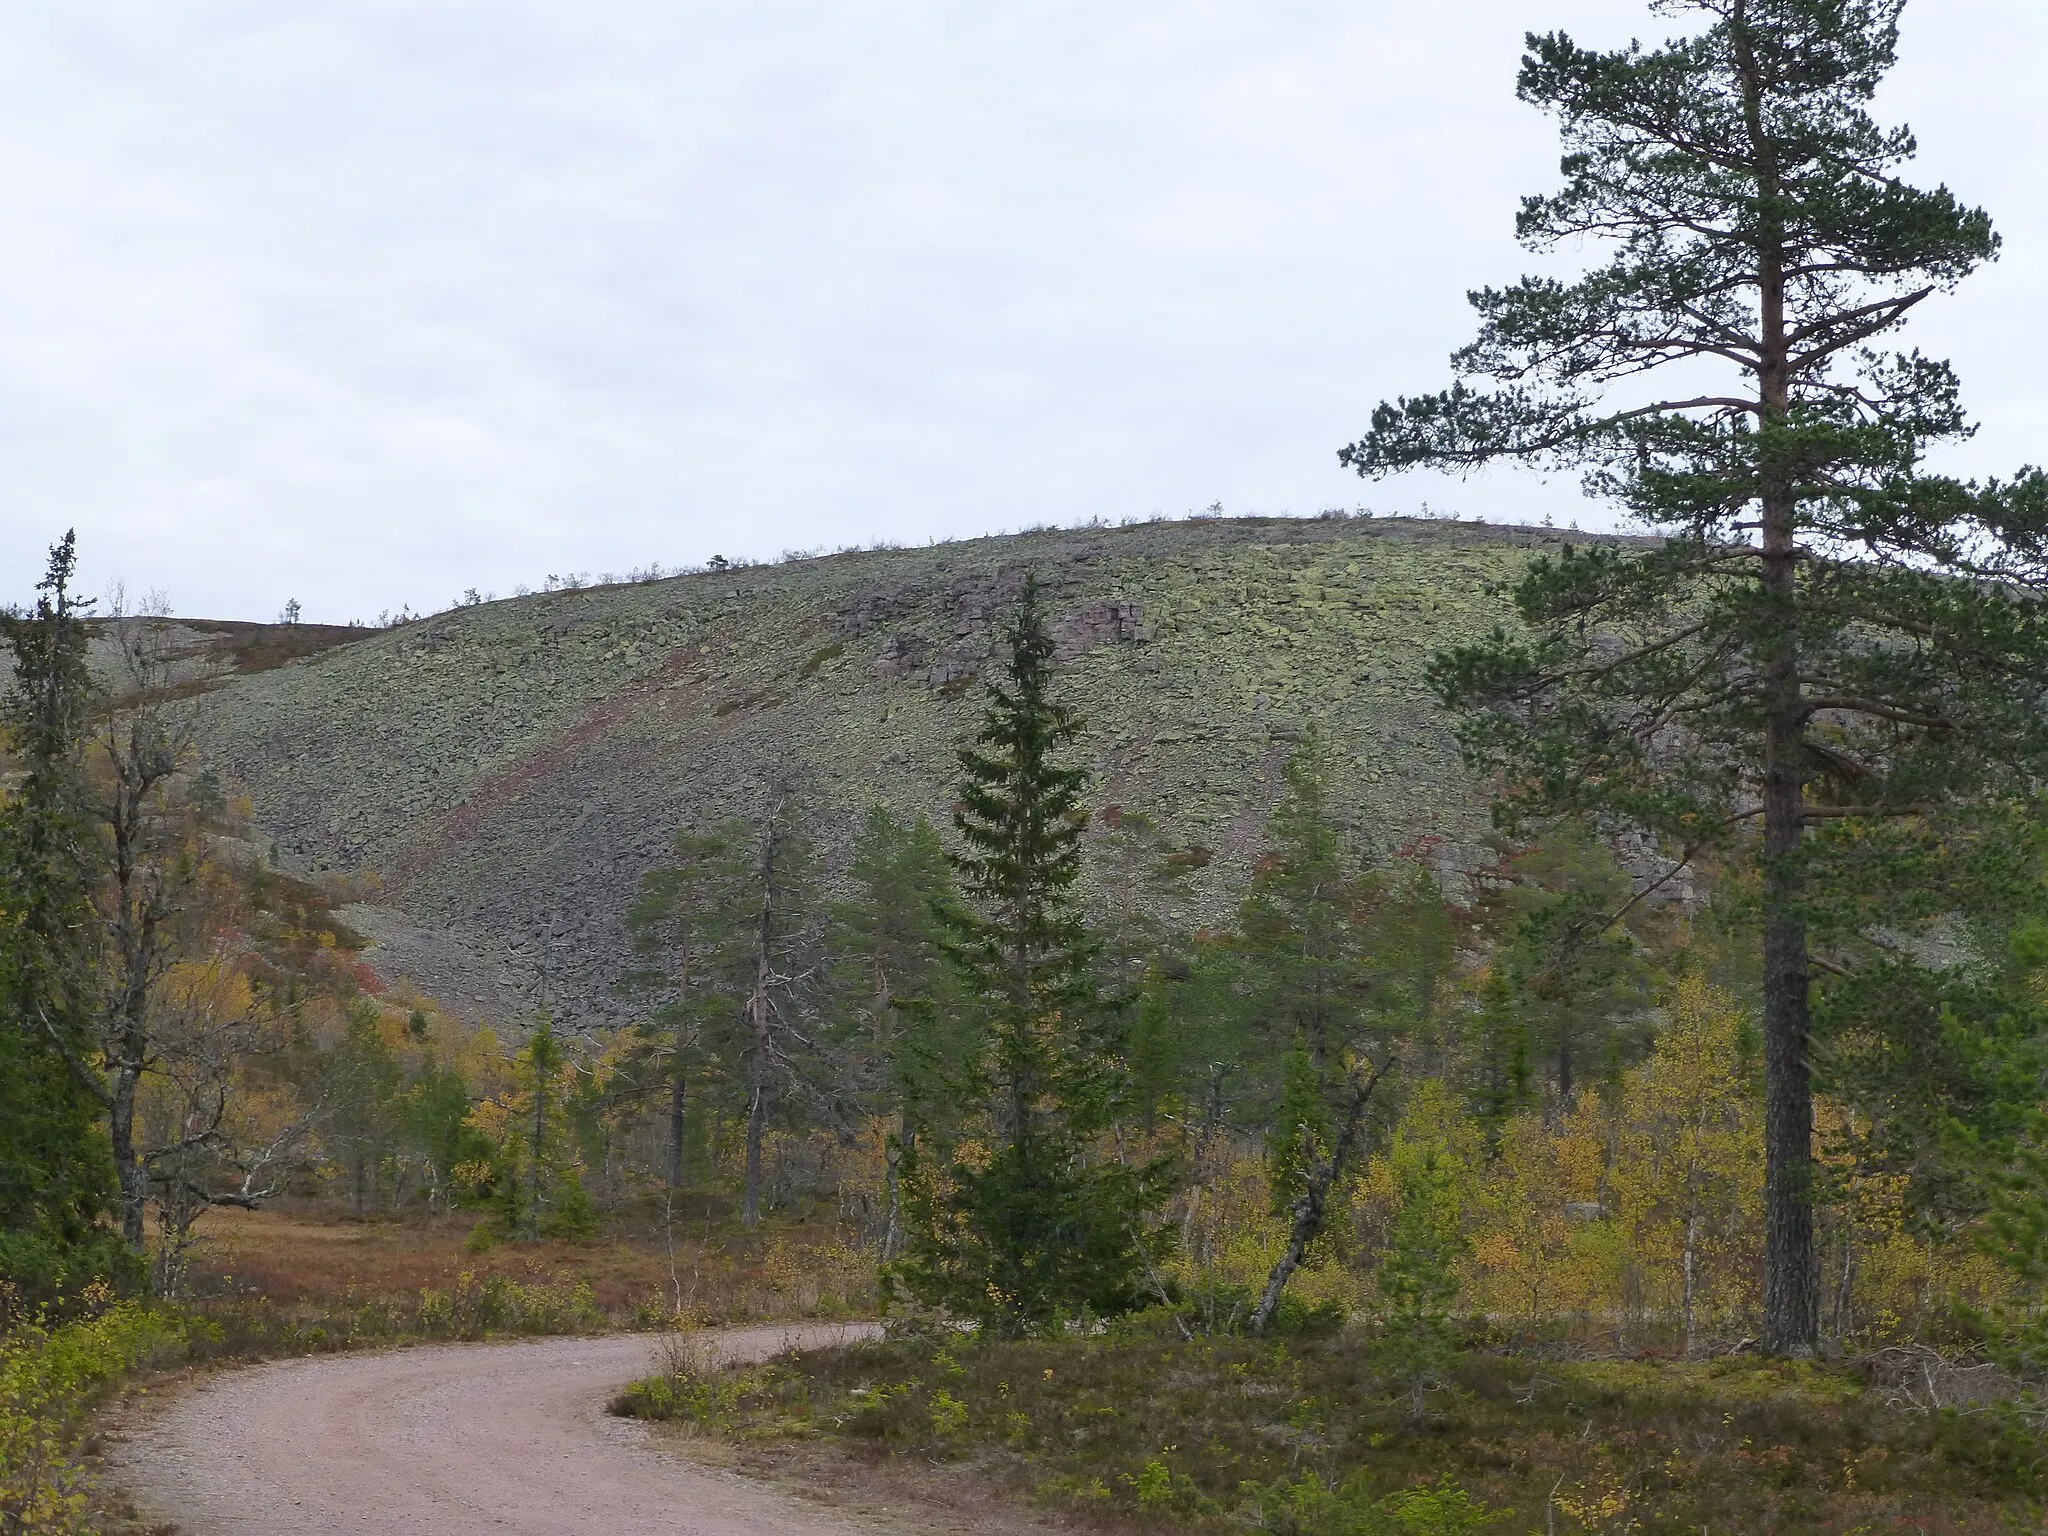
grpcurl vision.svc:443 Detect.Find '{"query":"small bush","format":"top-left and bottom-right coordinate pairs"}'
top-left (1134, 1283), bottom-right (1346, 1338)
top-left (1125, 1456), bottom-right (1216, 1516)
top-left (2, 1297), bottom-right (186, 1533)
top-left (610, 1329), bottom-right (767, 1424)
top-left (928, 1388), bottom-right (968, 1437)
top-left (413, 1273), bottom-right (601, 1340)
top-left (0, 1237), bottom-right (143, 1327)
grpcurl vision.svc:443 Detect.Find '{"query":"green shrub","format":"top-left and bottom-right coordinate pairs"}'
top-left (1243, 1473), bottom-right (1496, 1536)
top-left (1, 1300), bottom-right (185, 1533)
top-left (1124, 1456), bottom-right (1216, 1516)
top-left (1124, 1284), bottom-right (1345, 1338)
top-left (928, 1389), bottom-right (968, 1437)
top-left (413, 1273), bottom-right (601, 1340)
top-left (610, 1333), bottom-right (771, 1424)
top-left (0, 1237), bottom-right (142, 1326)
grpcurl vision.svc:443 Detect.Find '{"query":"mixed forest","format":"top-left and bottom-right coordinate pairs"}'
top-left (10, 0), bottom-right (2048, 1531)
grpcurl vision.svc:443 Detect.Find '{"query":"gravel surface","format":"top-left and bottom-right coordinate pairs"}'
top-left (119, 1326), bottom-right (878, 1536)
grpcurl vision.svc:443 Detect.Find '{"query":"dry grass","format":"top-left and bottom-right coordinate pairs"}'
top-left (178, 1199), bottom-right (876, 1325)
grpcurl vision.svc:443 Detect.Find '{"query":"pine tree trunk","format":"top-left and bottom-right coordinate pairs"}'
top-left (741, 912), bottom-right (773, 1228)
top-left (741, 810), bottom-right (783, 1231)
top-left (1757, 306), bottom-right (1820, 1359)
top-left (742, 1079), bottom-right (765, 1229)
top-left (1251, 1156), bottom-right (1337, 1334)
top-left (1739, 7), bottom-right (1819, 1356)
top-left (1760, 848), bottom-right (1817, 1355)
top-left (667, 1046), bottom-right (687, 1192)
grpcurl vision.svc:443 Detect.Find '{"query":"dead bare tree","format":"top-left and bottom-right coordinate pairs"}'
top-left (737, 788), bottom-right (824, 1229)
top-left (42, 593), bottom-right (299, 1274)
top-left (137, 947), bottom-right (314, 1294)
top-left (87, 593), bottom-right (205, 1247)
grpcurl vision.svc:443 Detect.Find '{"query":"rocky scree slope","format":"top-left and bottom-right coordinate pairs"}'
top-left (190, 517), bottom-right (1599, 1025)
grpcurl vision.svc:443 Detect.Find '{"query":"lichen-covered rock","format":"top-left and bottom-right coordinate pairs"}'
top-left (188, 515), bottom-right (1623, 1024)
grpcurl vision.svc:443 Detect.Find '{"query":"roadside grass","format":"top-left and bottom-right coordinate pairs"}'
top-left (613, 1326), bottom-right (2047, 1534)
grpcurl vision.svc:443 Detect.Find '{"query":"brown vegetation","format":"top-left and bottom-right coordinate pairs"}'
top-left (176, 1201), bottom-right (874, 1327)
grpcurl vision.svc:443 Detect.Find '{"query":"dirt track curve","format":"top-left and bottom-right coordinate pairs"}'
top-left (120, 1326), bottom-right (878, 1536)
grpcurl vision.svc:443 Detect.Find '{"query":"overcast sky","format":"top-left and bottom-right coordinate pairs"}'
top-left (3, 1), bottom-right (2042, 623)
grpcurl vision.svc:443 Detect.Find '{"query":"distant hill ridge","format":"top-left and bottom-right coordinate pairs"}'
top-left (187, 515), bottom-right (1615, 1024)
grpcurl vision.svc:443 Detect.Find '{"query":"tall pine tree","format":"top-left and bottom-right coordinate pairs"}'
top-left (624, 823), bottom-right (754, 1194)
top-left (1344, 0), bottom-right (2048, 1355)
top-left (830, 806), bottom-right (965, 1256)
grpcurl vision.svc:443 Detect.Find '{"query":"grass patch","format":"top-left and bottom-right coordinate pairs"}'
top-left (799, 641), bottom-right (845, 679)
top-left (614, 1329), bottom-right (2046, 1533)
top-left (173, 1271), bottom-right (604, 1362)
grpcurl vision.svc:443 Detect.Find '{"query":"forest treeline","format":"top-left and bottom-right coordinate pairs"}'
top-left (7, 540), bottom-right (2048, 1375)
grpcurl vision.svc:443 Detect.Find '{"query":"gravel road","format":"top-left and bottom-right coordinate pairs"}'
top-left (120, 1326), bottom-right (878, 1536)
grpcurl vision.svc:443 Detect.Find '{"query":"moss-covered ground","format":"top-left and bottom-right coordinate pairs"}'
top-left (615, 1329), bottom-right (2046, 1534)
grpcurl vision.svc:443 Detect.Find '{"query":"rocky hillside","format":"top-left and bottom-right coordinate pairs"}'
top-left (189, 515), bottom-right (1604, 1025)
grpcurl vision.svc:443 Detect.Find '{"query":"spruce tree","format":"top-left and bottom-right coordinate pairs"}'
top-left (626, 800), bottom-right (823, 1228)
top-left (401, 1054), bottom-right (487, 1210)
top-left (1472, 969), bottom-right (1533, 1146)
top-left (1483, 827), bottom-right (1652, 1106)
top-left (1376, 1144), bottom-right (1468, 1421)
top-left (895, 577), bottom-right (1168, 1335)
top-left (0, 532), bottom-right (122, 1299)
top-left (322, 1001), bottom-right (402, 1216)
top-left (1343, 0), bottom-right (2048, 1355)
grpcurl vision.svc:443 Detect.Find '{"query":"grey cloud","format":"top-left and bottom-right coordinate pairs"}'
top-left (0, 0), bottom-right (2040, 619)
